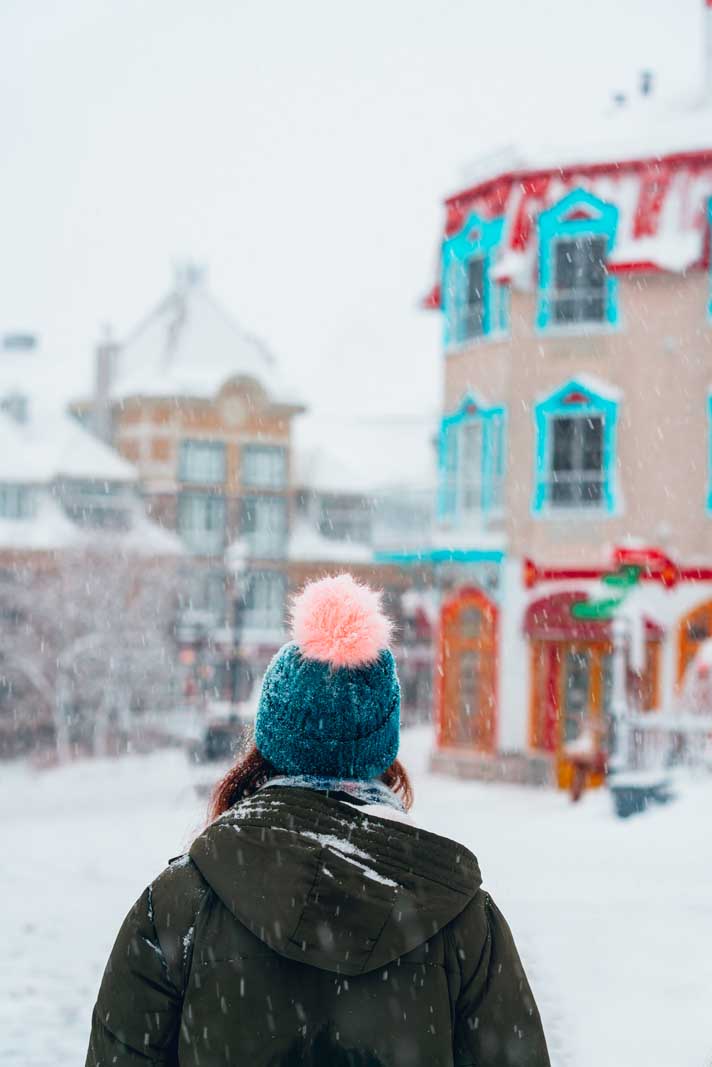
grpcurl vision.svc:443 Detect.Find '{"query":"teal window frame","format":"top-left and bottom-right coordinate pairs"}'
top-left (438, 394), bottom-right (506, 522)
top-left (536, 188), bottom-right (619, 332)
top-left (533, 379), bottom-right (619, 515)
top-left (441, 212), bottom-right (508, 349)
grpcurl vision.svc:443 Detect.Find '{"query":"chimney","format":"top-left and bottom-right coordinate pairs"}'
top-left (706, 0), bottom-right (712, 102)
top-left (92, 325), bottom-right (118, 444)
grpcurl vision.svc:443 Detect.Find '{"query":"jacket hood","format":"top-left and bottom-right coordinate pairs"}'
top-left (189, 786), bottom-right (481, 977)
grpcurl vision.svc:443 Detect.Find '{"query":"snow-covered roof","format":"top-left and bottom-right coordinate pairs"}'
top-left (0, 494), bottom-right (183, 556)
top-left (460, 98), bottom-right (712, 190)
top-left (0, 407), bottom-right (135, 485)
top-left (293, 412), bottom-right (438, 495)
top-left (111, 267), bottom-right (303, 408)
top-left (0, 497), bottom-right (80, 552)
top-left (0, 338), bottom-right (136, 484)
top-left (430, 98), bottom-right (712, 293)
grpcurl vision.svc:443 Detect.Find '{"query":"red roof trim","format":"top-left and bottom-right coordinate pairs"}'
top-left (444, 148), bottom-right (712, 209)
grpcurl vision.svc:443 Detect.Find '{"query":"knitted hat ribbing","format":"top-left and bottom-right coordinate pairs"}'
top-left (255, 574), bottom-right (401, 779)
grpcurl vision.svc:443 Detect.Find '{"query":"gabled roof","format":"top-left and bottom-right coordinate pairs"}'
top-left (0, 407), bottom-right (136, 484)
top-left (0, 342), bottom-right (136, 484)
top-left (427, 98), bottom-right (712, 297)
top-left (111, 267), bottom-right (303, 407)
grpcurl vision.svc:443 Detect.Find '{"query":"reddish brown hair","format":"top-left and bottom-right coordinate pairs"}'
top-left (208, 742), bottom-right (414, 823)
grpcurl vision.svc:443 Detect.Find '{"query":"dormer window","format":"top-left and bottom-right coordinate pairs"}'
top-left (537, 188), bottom-right (618, 333)
top-left (442, 213), bottom-right (508, 348)
top-left (551, 236), bottom-right (607, 324)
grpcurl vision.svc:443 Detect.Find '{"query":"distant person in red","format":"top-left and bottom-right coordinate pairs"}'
top-left (86, 574), bottom-right (550, 1065)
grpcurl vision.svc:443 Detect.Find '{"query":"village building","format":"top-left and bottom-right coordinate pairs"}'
top-left (422, 69), bottom-right (712, 786)
top-left (0, 332), bottom-right (178, 560)
top-left (79, 267), bottom-right (437, 720)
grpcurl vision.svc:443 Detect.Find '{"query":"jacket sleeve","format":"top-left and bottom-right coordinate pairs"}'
top-left (85, 858), bottom-right (209, 1066)
top-left (451, 891), bottom-right (551, 1067)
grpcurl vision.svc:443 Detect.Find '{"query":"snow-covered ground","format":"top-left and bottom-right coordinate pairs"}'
top-left (2, 727), bottom-right (711, 1066)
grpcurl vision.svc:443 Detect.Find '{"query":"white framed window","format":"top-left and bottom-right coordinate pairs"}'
top-left (319, 494), bottom-right (372, 543)
top-left (551, 236), bottom-right (608, 325)
top-left (178, 440), bottom-right (226, 484)
top-left (240, 496), bottom-right (288, 557)
top-left (178, 569), bottom-right (227, 621)
top-left (548, 413), bottom-right (605, 508)
top-left (239, 570), bottom-right (286, 632)
top-left (177, 493), bottom-right (226, 554)
top-left (0, 484), bottom-right (35, 520)
top-left (59, 479), bottom-right (131, 529)
top-left (241, 445), bottom-right (287, 489)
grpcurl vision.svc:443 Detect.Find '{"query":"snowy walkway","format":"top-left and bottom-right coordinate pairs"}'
top-left (1, 728), bottom-right (710, 1066)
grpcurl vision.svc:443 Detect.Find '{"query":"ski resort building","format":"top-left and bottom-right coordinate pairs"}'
top-left (421, 76), bottom-right (712, 786)
top-left (78, 267), bottom-right (437, 720)
top-left (0, 332), bottom-right (178, 561)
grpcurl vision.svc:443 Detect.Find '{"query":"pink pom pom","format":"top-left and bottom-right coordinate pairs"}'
top-left (291, 573), bottom-right (393, 668)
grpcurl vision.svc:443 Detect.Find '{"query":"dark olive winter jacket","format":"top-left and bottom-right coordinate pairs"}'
top-left (86, 786), bottom-right (550, 1066)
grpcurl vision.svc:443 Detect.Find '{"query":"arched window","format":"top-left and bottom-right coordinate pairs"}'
top-left (533, 378), bottom-right (619, 514)
top-left (441, 212), bottom-right (508, 348)
top-left (438, 393), bottom-right (506, 522)
top-left (537, 188), bottom-right (619, 331)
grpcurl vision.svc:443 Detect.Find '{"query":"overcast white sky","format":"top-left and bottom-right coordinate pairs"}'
top-left (0, 0), bottom-right (704, 418)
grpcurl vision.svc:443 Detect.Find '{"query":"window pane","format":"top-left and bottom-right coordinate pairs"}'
top-left (581, 480), bottom-right (603, 504)
top-left (563, 649), bottom-right (590, 742)
top-left (177, 493), bottom-right (226, 554)
top-left (240, 496), bottom-right (288, 557)
top-left (467, 257), bottom-right (484, 305)
top-left (179, 440), bottom-right (226, 484)
top-left (459, 421), bottom-right (482, 512)
top-left (581, 416), bottom-right (604, 472)
top-left (582, 236), bottom-right (607, 287)
top-left (457, 649), bottom-right (480, 745)
top-left (0, 484), bottom-right (34, 519)
top-left (550, 480), bottom-right (575, 505)
top-left (581, 295), bottom-right (606, 322)
top-left (462, 257), bottom-right (485, 339)
top-left (240, 571), bottom-right (286, 631)
top-left (552, 417), bottom-right (575, 472)
top-left (554, 241), bottom-right (577, 290)
top-left (553, 297), bottom-right (577, 323)
top-left (241, 445), bottom-right (287, 489)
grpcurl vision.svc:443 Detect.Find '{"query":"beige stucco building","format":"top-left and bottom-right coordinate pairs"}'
top-left (422, 91), bottom-right (712, 787)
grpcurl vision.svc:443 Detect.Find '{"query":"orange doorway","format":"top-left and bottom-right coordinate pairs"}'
top-left (437, 587), bottom-right (497, 754)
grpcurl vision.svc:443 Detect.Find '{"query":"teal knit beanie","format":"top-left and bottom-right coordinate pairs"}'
top-left (255, 574), bottom-right (401, 779)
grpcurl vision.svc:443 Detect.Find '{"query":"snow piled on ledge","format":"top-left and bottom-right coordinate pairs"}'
top-left (460, 97), bottom-right (712, 190)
